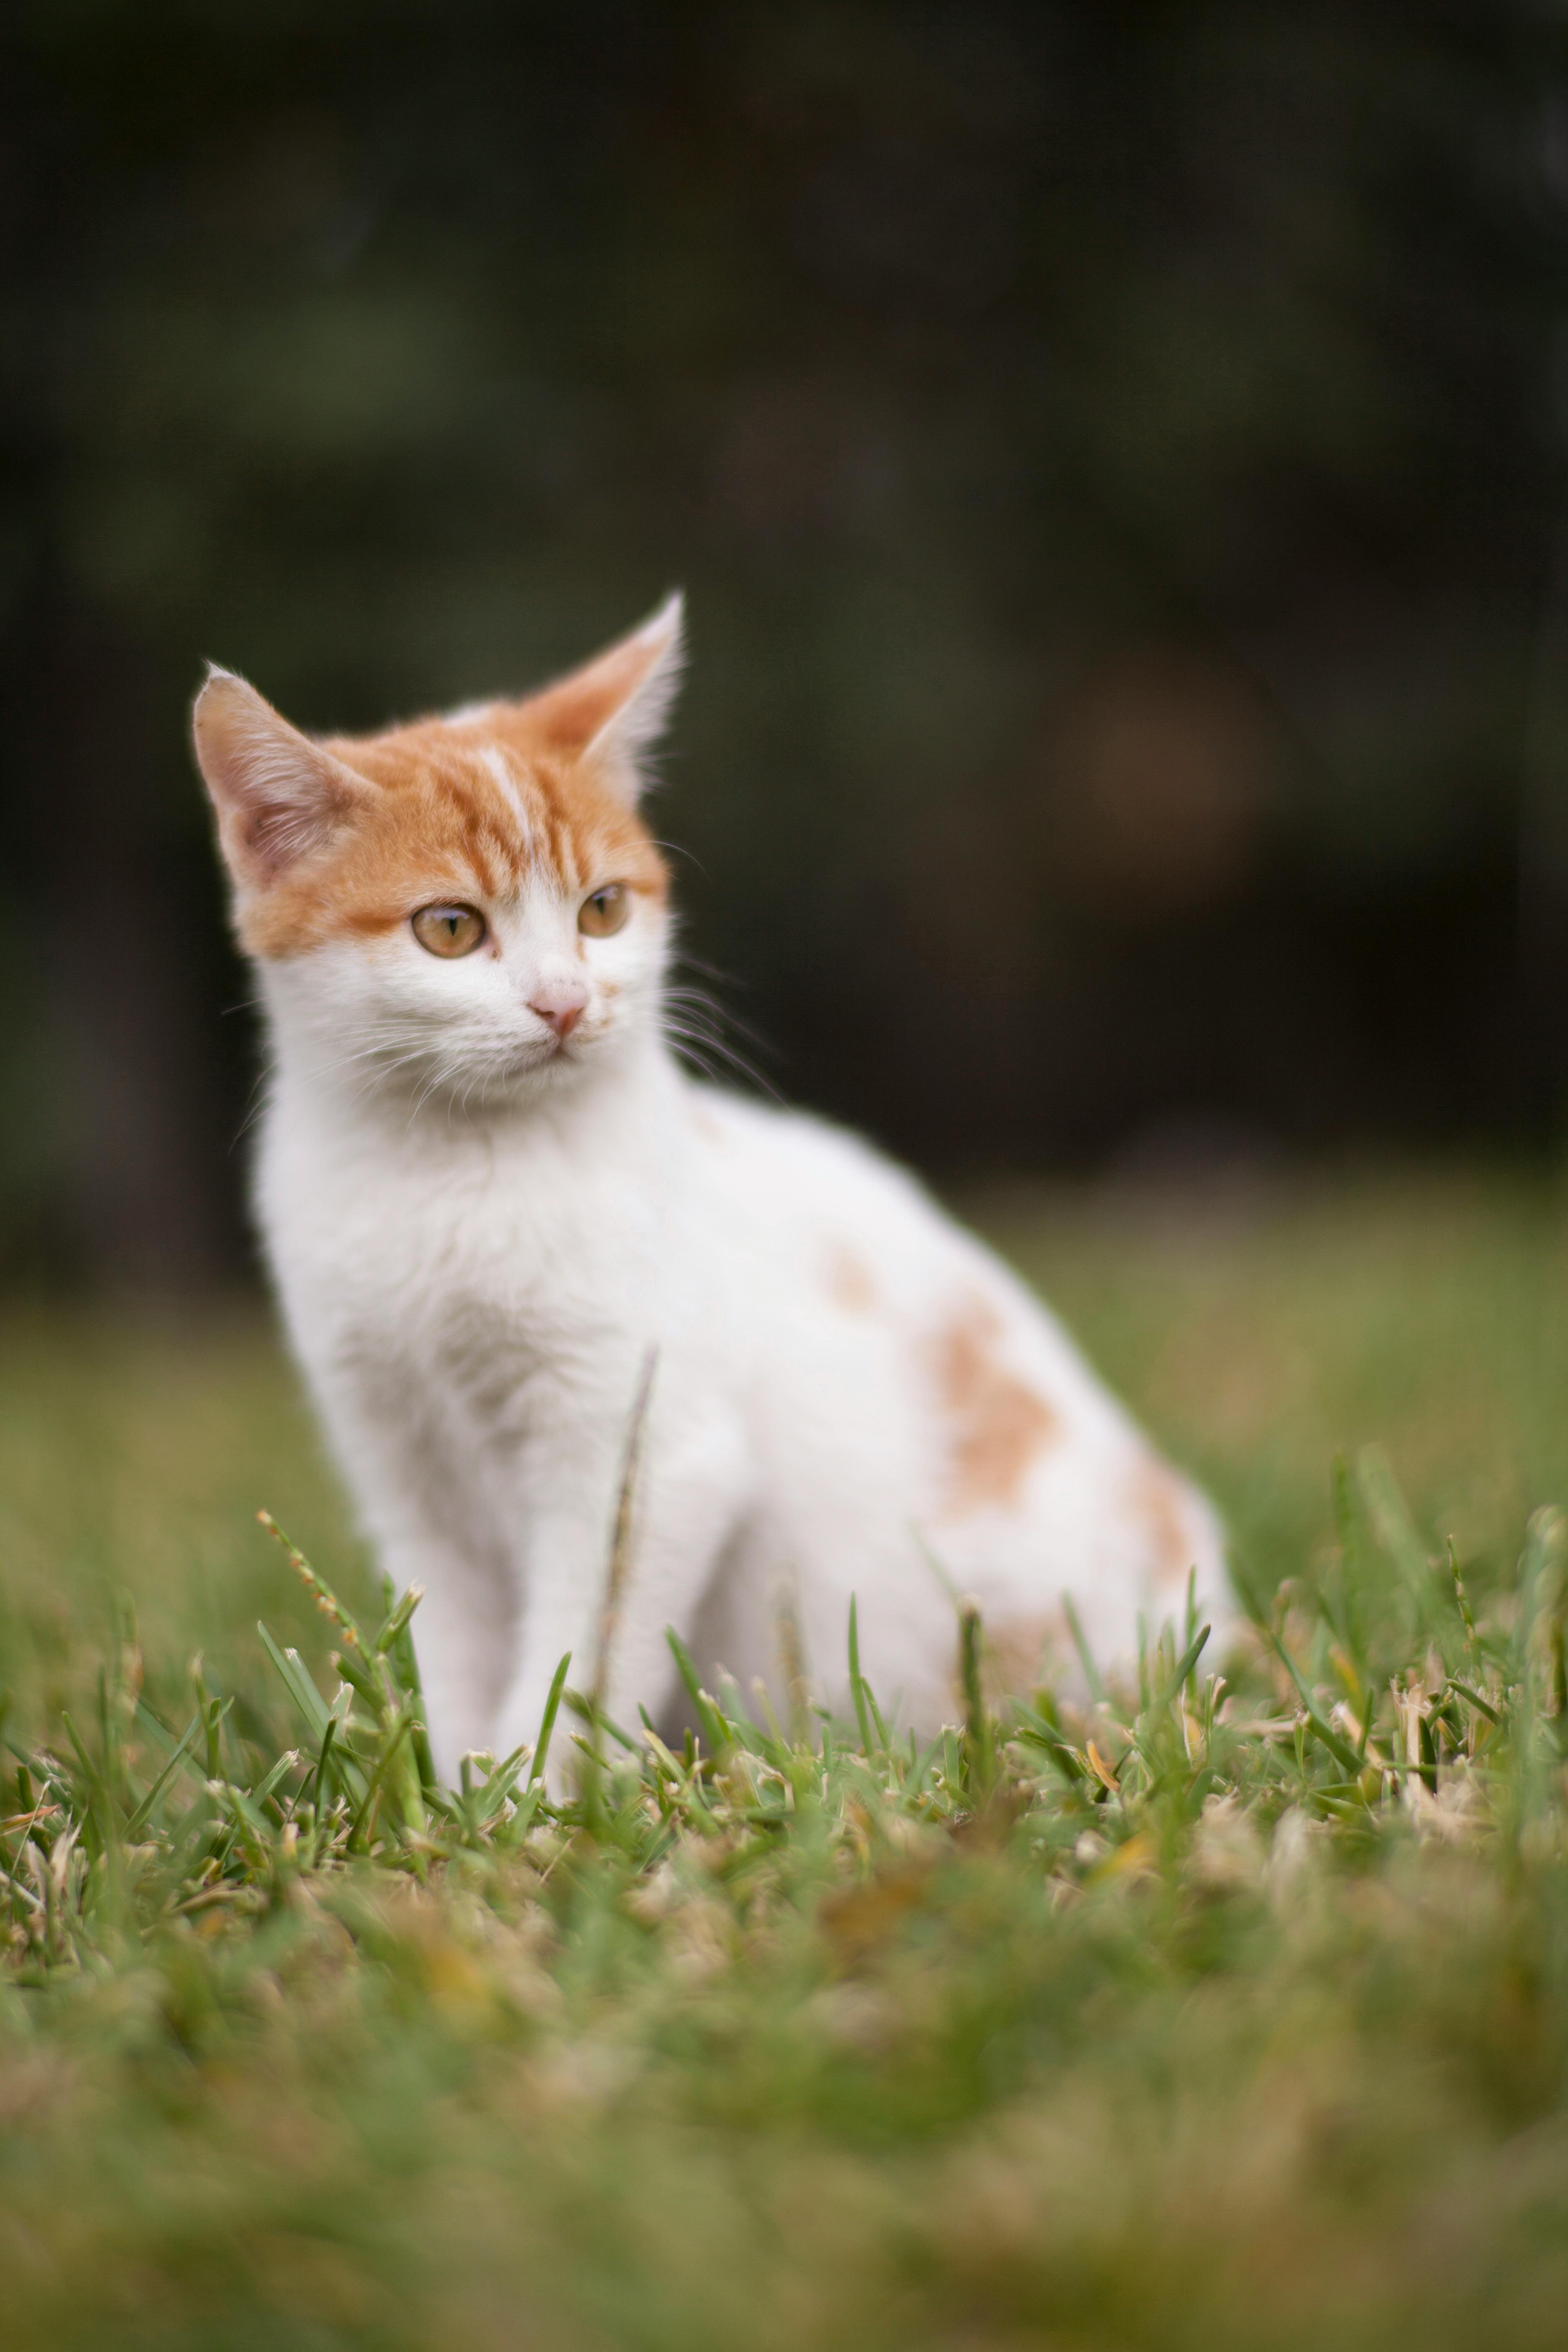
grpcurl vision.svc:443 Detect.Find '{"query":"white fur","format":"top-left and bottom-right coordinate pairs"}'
top-left (477, 743), bottom-right (535, 843)
top-left (585, 589), bottom-right (686, 784)
top-left (210, 643), bottom-right (1233, 1781)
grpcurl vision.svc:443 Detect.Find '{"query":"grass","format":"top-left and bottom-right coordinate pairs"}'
top-left (5, 1164), bottom-right (1568, 2349)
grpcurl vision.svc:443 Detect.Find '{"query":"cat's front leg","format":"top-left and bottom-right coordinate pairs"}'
top-left (492, 1399), bottom-right (750, 1792)
top-left (370, 1526), bottom-right (516, 1783)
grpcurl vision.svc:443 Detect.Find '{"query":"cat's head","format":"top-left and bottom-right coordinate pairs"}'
top-left (192, 598), bottom-right (682, 1112)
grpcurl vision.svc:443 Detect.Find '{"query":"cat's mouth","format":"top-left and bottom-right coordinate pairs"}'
top-left (511, 1024), bottom-right (599, 1077)
top-left (532, 1013), bottom-right (613, 1066)
top-left (389, 1018), bottom-right (607, 1106)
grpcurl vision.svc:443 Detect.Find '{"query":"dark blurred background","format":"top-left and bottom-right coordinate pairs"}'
top-left (4, 0), bottom-right (1568, 1287)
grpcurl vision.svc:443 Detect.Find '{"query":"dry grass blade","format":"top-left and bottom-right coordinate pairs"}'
top-left (590, 1349), bottom-right (658, 1723)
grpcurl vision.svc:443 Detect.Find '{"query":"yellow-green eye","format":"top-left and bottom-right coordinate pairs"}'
top-left (412, 903), bottom-right (486, 958)
top-left (579, 884), bottom-right (629, 938)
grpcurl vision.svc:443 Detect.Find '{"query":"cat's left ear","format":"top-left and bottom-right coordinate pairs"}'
top-left (191, 666), bottom-right (370, 893)
top-left (503, 592), bottom-right (685, 804)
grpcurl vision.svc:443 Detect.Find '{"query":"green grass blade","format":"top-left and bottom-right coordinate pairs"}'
top-left (526, 1653), bottom-right (573, 1791)
top-left (1062, 1595), bottom-right (1105, 1707)
top-left (1267, 1630), bottom-right (1364, 1775)
top-left (847, 1596), bottom-right (877, 1756)
top-left (123, 1711), bottom-right (205, 1837)
top-left (257, 1622), bottom-right (332, 1740)
top-left (1155, 1624), bottom-right (1210, 1714)
top-left (664, 1629), bottom-right (728, 1760)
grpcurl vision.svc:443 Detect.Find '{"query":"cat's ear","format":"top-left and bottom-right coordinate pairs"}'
top-left (192, 668), bottom-right (368, 890)
top-left (507, 592), bottom-right (684, 803)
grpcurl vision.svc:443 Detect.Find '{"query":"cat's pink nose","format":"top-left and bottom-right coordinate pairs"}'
top-left (530, 996), bottom-right (584, 1040)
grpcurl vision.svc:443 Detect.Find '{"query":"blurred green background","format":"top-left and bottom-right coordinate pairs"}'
top-left (4, 2), bottom-right (1568, 1286)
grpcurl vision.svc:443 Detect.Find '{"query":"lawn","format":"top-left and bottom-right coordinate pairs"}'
top-left (4, 1164), bottom-right (1568, 2350)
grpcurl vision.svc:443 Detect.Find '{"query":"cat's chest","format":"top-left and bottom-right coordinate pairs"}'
top-left (260, 1103), bottom-right (670, 1383)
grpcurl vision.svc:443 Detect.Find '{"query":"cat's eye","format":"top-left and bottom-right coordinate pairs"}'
top-left (412, 903), bottom-right (486, 958)
top-left (579, 884), bottom-right (630, 938)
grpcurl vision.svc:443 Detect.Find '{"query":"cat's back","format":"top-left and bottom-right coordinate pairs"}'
top-left (683, 1086), bottom-right (1112, 1416)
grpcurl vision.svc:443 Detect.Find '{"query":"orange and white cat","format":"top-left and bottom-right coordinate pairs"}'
top-left (193, 597), bottom-right (1231, 1777)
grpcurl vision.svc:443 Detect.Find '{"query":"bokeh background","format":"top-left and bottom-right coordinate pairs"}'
top-left (5, 0), bottom-right (1568, 1288)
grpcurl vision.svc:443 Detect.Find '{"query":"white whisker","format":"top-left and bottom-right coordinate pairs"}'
top-left (659, 966), bottom-right (784, 1102)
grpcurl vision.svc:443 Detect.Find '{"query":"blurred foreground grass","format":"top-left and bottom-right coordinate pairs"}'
top-left (5, 1166), bottom-right (1568, 2349)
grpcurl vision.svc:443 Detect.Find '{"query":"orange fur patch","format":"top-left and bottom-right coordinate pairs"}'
top-left (240, 712), bottom-right (667, 961)
top-left (823, 1243), bottom-right (877, 1314)
top-left (926, 1297), bottom-right (1059, 1514)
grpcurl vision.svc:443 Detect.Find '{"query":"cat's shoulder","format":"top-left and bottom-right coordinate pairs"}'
top-left (684, 1082), bottom-right (894, 1169)
top-left (679, 1083), bottom-right (942, 1222)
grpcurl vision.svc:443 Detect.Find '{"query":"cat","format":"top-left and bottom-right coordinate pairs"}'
top-left (193, 595), bottom-right (1232, 1779)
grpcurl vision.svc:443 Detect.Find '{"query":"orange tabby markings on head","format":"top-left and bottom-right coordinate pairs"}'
top-left (926, 1296), bottom-right (1060, 1514)
top-left (196, 602), bottom-right (681, 962)
top-left (242, 719), bottom-right (667, 962)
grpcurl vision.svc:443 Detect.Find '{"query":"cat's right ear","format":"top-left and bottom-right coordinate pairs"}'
top-left (192, 668), bottom-right (366, 891)
top-left (505, 593), bottom-right (686, 804)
